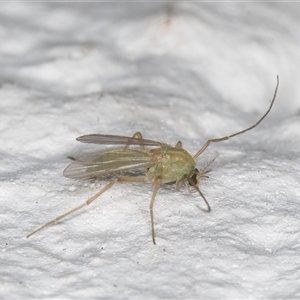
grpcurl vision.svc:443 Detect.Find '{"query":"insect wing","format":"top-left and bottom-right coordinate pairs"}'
top-left (63, 149), bottom-right (154, 179)
top-left (76, 134), bottom-right (163, 147)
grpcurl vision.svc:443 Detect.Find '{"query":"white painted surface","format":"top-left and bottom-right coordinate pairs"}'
top-left (1, 3), bottom-right (299, 299)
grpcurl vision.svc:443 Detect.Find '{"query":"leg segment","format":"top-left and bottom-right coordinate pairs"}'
top-left (175, 141), bottom-right (182, 148)
top-left (149, 178), bottom-right (161, 245)
top-left (27, 176), bottom-right (146, 238)
top-left (123, 132), bottom-right (144, 150)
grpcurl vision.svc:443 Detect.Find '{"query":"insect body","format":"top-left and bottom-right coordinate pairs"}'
top-left (27, 76), bottom-right (279, 244)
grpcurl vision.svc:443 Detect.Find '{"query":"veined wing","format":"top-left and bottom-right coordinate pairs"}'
top-left (63, 149), bottom-right (155, 179)
top-left (76, 134), bottom-right (164, 147)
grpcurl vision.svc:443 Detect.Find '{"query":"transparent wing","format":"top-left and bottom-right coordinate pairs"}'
top-left (76, 134), bottom-right (163, 147)
top-left (63, 149), bottom-right (155, 179)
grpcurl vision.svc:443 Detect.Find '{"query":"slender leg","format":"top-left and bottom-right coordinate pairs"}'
top-left (124, 132), bottom-right (144, 150)
top-left (27, 176), bottom-right (146, 238)
top-left (175, 175), bottom-right (188, 189)
top-left (149, 178), bottom-right (161, 245)
top-left (193, 76), bottom-right (279, 159)
top-left (175, 141), bottom-right (182, 148)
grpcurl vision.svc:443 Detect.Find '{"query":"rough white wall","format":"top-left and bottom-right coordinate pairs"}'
top-left (1, 3), bottom-right (299, 299)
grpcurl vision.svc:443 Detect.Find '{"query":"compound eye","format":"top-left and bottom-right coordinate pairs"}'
top-left (189, 169), bottom-right (199, 186)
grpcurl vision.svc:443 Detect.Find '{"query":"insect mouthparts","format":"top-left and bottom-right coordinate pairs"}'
top-left (189, 169), bottom-right (199, 186)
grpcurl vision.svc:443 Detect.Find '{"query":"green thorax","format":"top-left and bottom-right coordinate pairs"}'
top-left (147, 145), bottom-right (196, 183)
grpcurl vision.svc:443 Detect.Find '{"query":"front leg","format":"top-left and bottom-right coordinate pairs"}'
top-left (149, 177), bottom-right (162, 245)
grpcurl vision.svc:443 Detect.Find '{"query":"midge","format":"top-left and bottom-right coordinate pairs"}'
top-left (27, 76), bottom-right (279, 244)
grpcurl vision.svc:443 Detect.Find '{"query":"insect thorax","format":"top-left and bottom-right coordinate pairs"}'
top-left (147, 146), bottom-right (196, 184)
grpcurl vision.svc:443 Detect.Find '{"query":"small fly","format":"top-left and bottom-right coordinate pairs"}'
top-left (27, 76), bottom-right (279, 244)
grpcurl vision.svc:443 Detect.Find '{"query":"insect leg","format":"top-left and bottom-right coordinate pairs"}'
top-left (193, 76), bottom-right (279, 159)
top-left (175, 141), bottom-right (182, 148)
top-left (27, 176), bottom-right (146, 238)
top-left (123, 132), bottom-right (144, 150)
top-left (149, 178), bottom-right (161, 245)
top-left (175, 175), bottom-right (188, 189)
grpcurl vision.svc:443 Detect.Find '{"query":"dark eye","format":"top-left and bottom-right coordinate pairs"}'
top-left (189, 169), bottom-right (199, 186)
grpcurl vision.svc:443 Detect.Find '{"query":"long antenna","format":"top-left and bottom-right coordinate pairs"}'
top-left (193, 76), bottom-right (279, 159)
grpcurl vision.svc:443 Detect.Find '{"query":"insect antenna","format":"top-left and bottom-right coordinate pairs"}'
top-left (199, 156), bottom-right (217, 178)
top-left (187, 176), bottom-right (211, 212)
top-left (193, 76), bottom-right (279, 159)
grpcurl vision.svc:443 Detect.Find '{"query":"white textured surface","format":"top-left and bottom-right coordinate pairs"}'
top-left (1, 3), bottom-right (300, 299)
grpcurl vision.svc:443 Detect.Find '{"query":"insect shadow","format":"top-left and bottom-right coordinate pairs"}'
top-left (27, 76), bottom-right (279, 244)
